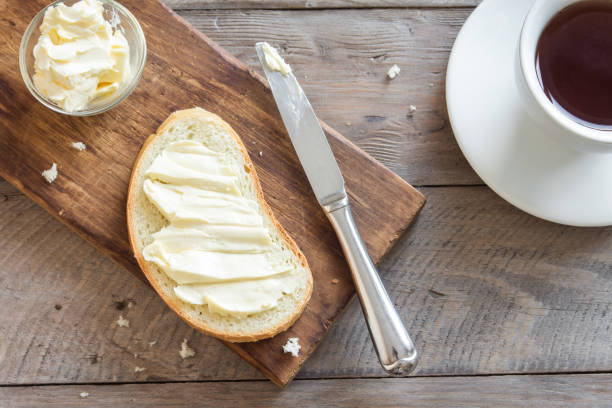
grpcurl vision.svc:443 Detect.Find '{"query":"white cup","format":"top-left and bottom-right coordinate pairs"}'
top-left (516, 0), bottom-right (612, 153)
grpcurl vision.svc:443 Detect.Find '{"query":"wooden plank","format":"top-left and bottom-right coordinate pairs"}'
top-left (0, 0), bottom-right (424, 386)
top-left (164, 0), bottom-right (482, 10)
top-left (1, 374), bottom-right (612, 407)
top-left (2, 180), bottom-right (612, 384)
top-left (176, 7), bottom-right (479, 185)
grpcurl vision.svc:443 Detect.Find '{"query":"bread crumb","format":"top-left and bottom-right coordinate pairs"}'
top-left (409, 105), bottom-right (417, 113)
top-left (346, 121), bottom-right (352, 126)
top-left (79, 392), bottom-right (89, 398)
top-left (148, 340), bottom-right (157, 347)
top-left (134, 366), bottom-right (145, 373)
top-left (386, 64), bottom-right (400, 80)
top-left (42, 163), bottom-right (57, 183)
top-left (258, 151), bottom-right (263, 157)
top-left (116, 315), bottom-right (129, 328)
top-left (429, 82), bottom-right (435, 87)
top-left (179, 338), bottom-right (195, 359)
top-left (282, 337), bottom-right (301, 357)
top-left (331, 278), bottom-right (340, 284)
top-left (71, 142), bottom-right (86, 151)
top-left (133, 353), bottom-right (138, 358)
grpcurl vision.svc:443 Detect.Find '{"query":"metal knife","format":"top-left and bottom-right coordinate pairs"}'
top-left (255, 43), bottom-right (418, 375)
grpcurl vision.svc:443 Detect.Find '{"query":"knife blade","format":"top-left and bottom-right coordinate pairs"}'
top-left (255, 43), bottom-right (345, 207)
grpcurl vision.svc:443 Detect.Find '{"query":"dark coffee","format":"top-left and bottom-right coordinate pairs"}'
top-left (536, 0), bottom-right (612, 131)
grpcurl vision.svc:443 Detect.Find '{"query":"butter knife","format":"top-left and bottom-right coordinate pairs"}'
top-left (255, 43), bottom-right (418, 375)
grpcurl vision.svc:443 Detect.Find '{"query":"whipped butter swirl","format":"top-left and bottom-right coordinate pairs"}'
top-left (142, 140), bottom-right (301, 316)
top-left (33, 0), bottom-right (131, 112)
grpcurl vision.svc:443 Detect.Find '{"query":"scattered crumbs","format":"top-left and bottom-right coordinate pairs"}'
top-left (148, 340), bottom-right (157, 347)
top-left (258, 151), bottom-right (263, 157)
top-left (42, 163), bottom-right (58, 183)
top-left (79, 392), bottom-right (89, 399)
top-left (134, 366), bottom-right (145, 373)
top-left (331, 279), bottom-right (340, 285)
top-left (409, 105), bottom-right (417, 113)
top-left (386, 64), bottom-right (400, 80)
top-left (127, 300), bottom-right (134, 308)
top-left (345, 121), bottom-right (352, 127)
top-left (58, 209), bottom-right (65, 216)
top-left (71, 141), bottom-right (86, 151)
top-left (429, 82), bottom-right (435, 87)
top-left (304, 74), bottom-right (309, 80)
top-left (282, 337), bottom-right (301, 357)
top-left (252, 141), bottom-right (257, 145)
top-left (133, 353), bottom-right (138, 358)
top-left (179, 338), bottom-right (195, 359)
top-left (54, 304), bottom-right (62, 310)
top-left (116, 315), bottom-right (130, 328)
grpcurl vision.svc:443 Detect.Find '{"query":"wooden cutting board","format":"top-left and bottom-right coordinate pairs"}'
top-left (0, 0), bottom-right (425, 387)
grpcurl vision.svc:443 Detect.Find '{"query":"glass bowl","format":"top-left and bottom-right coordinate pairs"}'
top-left (19, 0), bottom-right (147, 116)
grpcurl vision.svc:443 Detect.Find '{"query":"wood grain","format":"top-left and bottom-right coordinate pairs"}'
top-left (177, 7), bottom-right (478, 185)
top-left (165, 0), bottom-right (481, 9)
top-left (2, 179), bottom-right (611, 384)
top-left (1, 374), bottom-right (611, 407)
top-left (0, 0), bottom-right (424, 387)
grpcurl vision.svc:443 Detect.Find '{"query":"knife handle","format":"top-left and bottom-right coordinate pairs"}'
top-left (324, 197), bottom-right (418, 376)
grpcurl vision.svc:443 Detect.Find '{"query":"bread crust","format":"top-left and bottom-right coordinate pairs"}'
top-left (126, 108), bottom-right (313, 342)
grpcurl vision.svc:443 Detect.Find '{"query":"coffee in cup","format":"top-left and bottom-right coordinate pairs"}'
top-left (517, 0), bottom-right (612, 152)
top-left (535, 1), bottom-right (612, 131)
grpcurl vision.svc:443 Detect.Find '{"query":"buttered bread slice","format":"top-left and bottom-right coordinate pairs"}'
top-left (127, 108), bottom-right (313, 342)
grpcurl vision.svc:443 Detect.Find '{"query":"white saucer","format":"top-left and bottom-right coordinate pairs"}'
top-left (446, 0), bottom-right (612, 227)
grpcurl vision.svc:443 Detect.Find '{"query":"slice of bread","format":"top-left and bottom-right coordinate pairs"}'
top-left (127, 108), bottom-right (313, 342)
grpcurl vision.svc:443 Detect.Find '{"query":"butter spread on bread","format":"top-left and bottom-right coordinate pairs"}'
top-left (127, 108), bottom-right (312, 342)
top-left (142, 140), bottom-right (303, 316)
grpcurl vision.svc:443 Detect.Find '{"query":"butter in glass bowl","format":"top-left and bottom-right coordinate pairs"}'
top-left (19, 0), bottom-right (146, 116)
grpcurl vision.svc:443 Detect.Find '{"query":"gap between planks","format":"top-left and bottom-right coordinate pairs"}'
top-left (2, 369), bottom-right (612, 388)
top-left (164, 0), bottom-right (482, 11)
top-left (0, 179), bottom-right (488, 197)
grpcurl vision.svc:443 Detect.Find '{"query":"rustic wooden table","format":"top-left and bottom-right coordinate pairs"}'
top-left (2, 0), bottom-right (612, 406)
